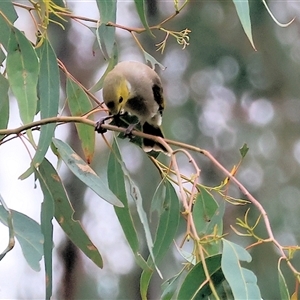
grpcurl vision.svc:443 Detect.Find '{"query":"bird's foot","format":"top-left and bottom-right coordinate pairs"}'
top-left (95, 116), bottom-right (113, 133)
top-left (124, 123), bottom-right (136, 139)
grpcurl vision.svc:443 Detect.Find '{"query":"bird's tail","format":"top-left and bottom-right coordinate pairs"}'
top-left (142, 122), bottom-right (167, 153)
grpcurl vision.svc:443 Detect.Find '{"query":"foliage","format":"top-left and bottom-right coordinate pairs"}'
top-left (0, 0), bottom-right (299, 299)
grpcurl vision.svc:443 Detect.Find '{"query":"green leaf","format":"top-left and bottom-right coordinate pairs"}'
top-left (278, 259), bottom-right (290, 300)
top-left (6, 26), bottom-right (39, 124)
top-left (206, 197), bottom-right (224, 235)
top-left (37, 158), bottom-right (103, 268)
top-left (36, 161), bottom-right (55, 299)
top-left (32, 39), bottom-right (59, 169)
top-left (96, 0), bottom-right (116, 23)
top-left (134, 0), bottom-right (153, 37)
top-left (122, 157), bottom-right (160, 276)
top-left (232, 0), bottom-right (256, 50)
top-left (89, 43), bottom-right (118, 93)
top-left (66, 78), bottom-right (95, 163)
top-left (0, 15), bottom-right (10, 50)
top-left (161, 270), bottom-right (185, 300)
top-left (221, 239), bottom-right (261, 299)
top-left (153, 180), bottom-right (180, 260)
top-left (239, 143), bottom-right (249, 158)
top-left (0, 1), bottom-right (18, 24)
top-left (0, 206), bottom-right (43, 271)
top-left (193, 187), bottom-right (218, 234)
top-left (52, 138), bottom-right (123, 207)
top-left (95, 0), bottom-right (116, 59)
top-left (177, 254), bottom-right (225, 299)
top-left (193, 187), bottom-right (224, 256)
top-left (150, 180), bottom-right (166, 216)
top-left (108, 140), bottom-right (149, 270)
top-left (0, 74), bottom-right (9, 139)
top-left (140, 180), bottom-right (180, 298)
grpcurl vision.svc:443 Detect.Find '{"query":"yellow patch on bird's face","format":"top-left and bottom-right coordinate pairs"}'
top-left (117, 79), bottom-right (130, 110)
top-left (103, 73), bottom-right (130, 115)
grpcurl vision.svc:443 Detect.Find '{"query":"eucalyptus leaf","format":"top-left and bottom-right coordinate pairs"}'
top-left (32, 39), bottom-right (59, 169)
top-left (178, 254), bottom-right (225, 299)
top-left (232, 0), bottom-right (256, 50)
top-left (95, 0), bottom-right (116, 59)
top-left (7, 27), bottom-right (39, 124)
top-left (108, 140), bottom-right (149, 270)
top-left (278, 260), bottom-right (290, 299)
top-left (221, 239), bottom-right (261, 299)
top-left (140, 180), bottom-right (180, 298)
top-left (134, 0), bottom-right (153, 37)
top-left (0, 206), bottom-right (43, 272)
top-left (66, 78), bottom-right (95, 163)
top-left (38, 158), bottom-right (103, 268)
top-left (52, 138), bottom-right (123, 207)
top-left (36, 161), bottom-right (55, 299)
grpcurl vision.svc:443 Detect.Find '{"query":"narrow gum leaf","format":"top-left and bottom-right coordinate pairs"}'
top-left (37, 159), bottom-right (103, 268)
top-left (52, 138), bottom-right (123, 207)
top-left (232, 0), bottom-right (256, 50)
top-left (6, 27), bottom-right (39, 124)
top-left (32, 39), bottom-right (59, 168)
top-left (66, 78), bottom-right (95, 163)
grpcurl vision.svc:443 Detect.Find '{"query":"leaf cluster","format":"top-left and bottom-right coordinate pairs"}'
top-left (0, 1), bottom-right (299, 299)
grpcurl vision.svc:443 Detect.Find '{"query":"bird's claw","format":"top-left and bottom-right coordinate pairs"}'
top-left (124, 124), bottom-right (135, 139)
top-left (95, 120), bottom-right (107, 133)
top-left (95, 116), bottom-right (112, 133)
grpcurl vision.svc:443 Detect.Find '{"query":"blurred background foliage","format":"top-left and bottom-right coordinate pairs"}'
top-left (1, 0), bottom-right (300, 299)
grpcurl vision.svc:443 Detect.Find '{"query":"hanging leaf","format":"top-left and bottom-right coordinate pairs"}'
top-left (193, 187), bottom-right (219, 234)
top-left (66, 77), bottom-right (95, 163)
top-left (140, 180), bottom-right (180, 299)
top-left (108, 140), bottom-right (149, 270)
top-left (232, 0), bottom-right (256, 50)
top-left (32, 39), bottom-right (59, 170)
top-left (6, 26), bottom-right (39, 124)
top-left (193, 187), bottom-right (224, 256)
top-left (161, 270), bottom-right (185, 300)
top-left (178, 254), bottom-right (225, 299)
top-left (278, 259), bottom-right (290, 300)
top-left (0, 1), bottom-right (18, 48)
top-left (52, 138), bottom-right (123, 207)
top-left (124, 159), bottom-right (160, 276)
top-left (95, 0), bottom-right (116, 59)
top-left (0, 205), bottom-right (43, 271)
top-left (0, 1), bottom-right (17, 23)
top-left (221, 239), bottom-right (261, 299)
top-left (36, 161), bottom-right (55, 299)
top-left (37, 158), bottom-right (103, 268)
top-left (134, 0), bottom-right (153, 37)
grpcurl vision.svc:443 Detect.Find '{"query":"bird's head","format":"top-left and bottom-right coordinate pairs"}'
top-left (102, 72), bottom-right (131, 115)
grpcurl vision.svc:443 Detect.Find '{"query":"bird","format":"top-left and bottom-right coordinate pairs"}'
top-left (97, 61), bottom-right (166, 152)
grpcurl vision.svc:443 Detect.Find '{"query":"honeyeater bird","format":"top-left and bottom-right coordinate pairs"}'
top-left (99, 61), bottom-right (166, 152)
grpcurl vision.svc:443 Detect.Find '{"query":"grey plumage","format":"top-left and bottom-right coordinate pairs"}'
top-left (102, 61), bottom-right (166, 152)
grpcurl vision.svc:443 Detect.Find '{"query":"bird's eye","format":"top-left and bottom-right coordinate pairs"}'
top-left (106, 101), bottom-right (115, 109)
top-left (119, 96), bottom-right (123, 103)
